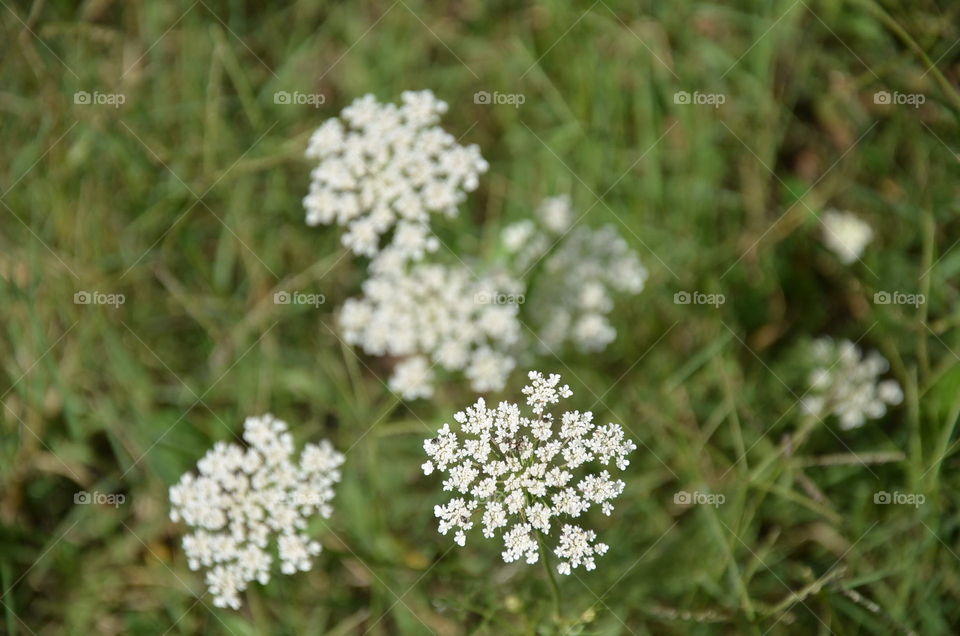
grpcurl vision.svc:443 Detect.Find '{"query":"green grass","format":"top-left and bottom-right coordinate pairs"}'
top-left (3, 0), bottom-right (960, 633)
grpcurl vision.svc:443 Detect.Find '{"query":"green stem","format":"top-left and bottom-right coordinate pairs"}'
top-left (918, 207), bottom-right (934, 384)
top-left (536, 530), bottom-right (563, 622)
top-left (748, 414), bottom-right (819, 482)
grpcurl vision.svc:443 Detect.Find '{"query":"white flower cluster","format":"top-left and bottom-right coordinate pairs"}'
top-left (821, 210), bottom-right (873, 264)
top-left (502, 196), bottom-right (648, 352)
top-left (169, 414), bottom-right (344, 609)
top-left (301, 94), bottom-right (644, 399)
top-left (802, 338), bottom-right (903, 430)
top-left (339, 263), bottom-right (522, 398)
top-left (422, 371), bottom-right (636, 575)
top-left (303, 90), bottom-right (488, 268)
top-left (338, 194), bottom-right (647, 400)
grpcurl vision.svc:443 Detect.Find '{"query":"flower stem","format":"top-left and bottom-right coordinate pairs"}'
top-left (536, 531), bottom-right (562, 622)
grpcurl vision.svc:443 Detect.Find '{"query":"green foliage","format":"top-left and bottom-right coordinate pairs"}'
top-left (2, 0), bottom-right (960, 633)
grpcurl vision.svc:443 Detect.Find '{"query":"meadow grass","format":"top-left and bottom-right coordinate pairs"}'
top-left (2, 0), bottom-right (960, 633)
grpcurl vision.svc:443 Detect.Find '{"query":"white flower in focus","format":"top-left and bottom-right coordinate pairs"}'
top-left (303, 90), bottom-right (488, 267)
top-left (169, 414), bottom-right (344, 609)
top-left (821, 210), bottom-right (873, 264)
top-left (339, 263), bottom-right (522, 398)
top-left (802, 337), bottom-right (903, 430)
top-left (422, 371), bottom-right (635, 575)
top-left (555, 524), bottom-right (608, 575)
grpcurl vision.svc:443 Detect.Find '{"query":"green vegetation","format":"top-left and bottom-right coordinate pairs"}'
top-left (2, 0), bottom-right (960, 633)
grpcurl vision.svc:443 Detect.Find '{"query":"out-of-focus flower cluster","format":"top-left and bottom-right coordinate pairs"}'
top-left (169, 414), bottom-right (344, 609)
top-left (502, 196), bottom-right (648, 352)
top-left (339, 263), bottom-right (522, 397)
top-left (820, 210), bottom-right (873, 265)
top-left (802, 338), bottom-right (903, 430)
top-left (335, 194), bottom-right (646, 398)
top-left (302, 93), bottom-right (645, 399)
top-left (303, 90), bottom-right (487, 268)
top-left (422, 371), bottom-right (636, 575)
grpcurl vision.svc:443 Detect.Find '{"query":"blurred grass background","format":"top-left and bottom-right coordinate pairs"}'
top-left (3, 0), bottom-right (960, 633)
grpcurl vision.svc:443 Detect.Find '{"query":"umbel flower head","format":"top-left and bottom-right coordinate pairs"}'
top-left (339, 263), bottom-right (522, 398)
top-left (422, 371), bottom-right (636, 575)
top-left (501, 195), bottom-right (648, 352)
top-left (802, 337), bottom-right (903, 430)
top-left (169, 414), bottom-right (344, 609)
top-left (302, 90), bottom-right (488, 268)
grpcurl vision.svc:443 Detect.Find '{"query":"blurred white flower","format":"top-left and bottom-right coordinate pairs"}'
top-left (802, 337), bottom-right (903, 429)
top-left (303, 90), bottom-right (488, 267)
top-left (821, 210), bottom-right (873, 264)
top-left (536, 234), bottom-right (646, 354)
top-left (169, 414), bottom-right (344, 609)
top-left (389, 356), bottom-right (434, 400)
top-left (339, 263), bottom-right (521, 398)
top-left (499, 196), bottom-right (646, 353)
top-left (422, 371), bottom-right (635, 574)
top-left (501, 220), bottom-right (538, 254)
top-left (537, 195), bottom-right (575, 234)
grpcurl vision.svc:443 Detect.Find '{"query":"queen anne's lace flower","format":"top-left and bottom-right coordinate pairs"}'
top-left (303, 91), bottom-right (488, 267)
top-left (502, 196), bottom-right (648, 353)
top-left (422, 371), bottom-right (635, 574)
top-left (389, 355), bottom-right (434, 400)
top-left (537, 195), bottom-right (575, 234)
top-left (308, 100), bottom-right (643, 398)
top-left (169, 414), bottom-right (344, 609)
top-left (802, 337), bottom-right (903, 430)
top-left (339, 263), bottom-right (521, 398)
top-left (537, 225), bottom-right (647, 352)
top-left (820, 210), bottom-right (873, 264)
